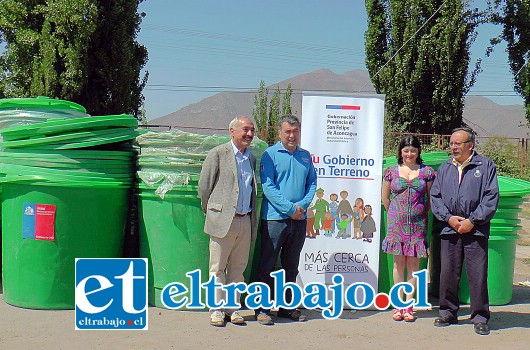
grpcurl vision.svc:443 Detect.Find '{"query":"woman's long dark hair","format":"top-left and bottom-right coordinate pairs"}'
top-left (397, 135), bottom-right (423, 165)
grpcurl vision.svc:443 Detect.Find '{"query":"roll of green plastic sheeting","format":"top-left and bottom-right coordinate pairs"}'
top-left (0, 96), bottom-right (86, 112)
top-left (0, 163), bottom-right (134, 182)
top-left (0, 114), bottom-right (138, 141)
top-left (0, 157), bottom-right (133, 174)
top-left (0, 128), bottom-right (140, 149)
top-left (493, 208), bottom-right (522, 220)
top-left (498, 176), bottom-right (530, 197)
top-left (0, 97), bottom-right (88, 129)
top-left (0, 148), bottom-right (136, 160)
top-left (497, 196), bottom-right (525, 209)
top-left (490, 218), bottom-right (521, 226)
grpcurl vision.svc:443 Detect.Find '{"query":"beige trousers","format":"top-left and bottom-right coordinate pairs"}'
top-left (208, 215), bottom-right (251, 311)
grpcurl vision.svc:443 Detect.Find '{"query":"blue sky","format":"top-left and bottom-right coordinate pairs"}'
top-left (137, 0), bottom-right (522, 120)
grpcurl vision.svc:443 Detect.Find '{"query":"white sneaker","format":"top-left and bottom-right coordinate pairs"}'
top-left (210, 310), bottom-right (226, 327)
top-left (256, 311), bottom-right (274, 325)
top-left (230, 311), bottom-right (246, 325)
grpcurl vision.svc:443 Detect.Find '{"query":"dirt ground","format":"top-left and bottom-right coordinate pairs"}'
top-left (1, 218), bottom-right (529, 349)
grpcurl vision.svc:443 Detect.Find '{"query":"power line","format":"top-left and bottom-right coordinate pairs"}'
top-left (140, 24), bottom-right (366, 74)
top-left (488, 57), bottom-right (529, 105)
top-left (145, 83), bottom-right (520, 97)
top-left (145, 40), bottom-right (361, 69)
top-left (142, 24), bottom-right (363, 56)
top-left (145, 86), bottom-right (376, 94)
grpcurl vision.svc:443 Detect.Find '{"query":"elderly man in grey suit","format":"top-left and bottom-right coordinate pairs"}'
top-left (198, 116), bottom-right (258, 327)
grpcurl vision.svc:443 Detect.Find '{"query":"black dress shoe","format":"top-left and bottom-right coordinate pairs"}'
top-left (433, 317), bottom-right (458, 327)
top-left (474, 322), bottom-right (490, 335)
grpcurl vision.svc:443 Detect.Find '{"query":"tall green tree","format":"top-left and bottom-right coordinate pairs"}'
top-left (282, 83), bottom-right (293, 115)
top-left (251, 81), bottom-right (293, 145)
top-left (365, 0), bottom-right (484, 135)
top-left (0, 0), bottom-right (148, 118)
top-left (252, 80), bottom-right (268, 141)
top-left (268, 86), bottom-right (280, 144)
top-left (489, 0), bottom-right (530, 123)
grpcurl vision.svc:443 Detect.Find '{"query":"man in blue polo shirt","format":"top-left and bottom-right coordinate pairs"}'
top-left (254, 114), bottom-right (317, 325)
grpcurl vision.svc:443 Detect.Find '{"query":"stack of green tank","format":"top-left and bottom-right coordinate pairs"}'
top-left (0, 97), bottom-right (140, 309)
top-left (135, 129), bottom-right (267, 308)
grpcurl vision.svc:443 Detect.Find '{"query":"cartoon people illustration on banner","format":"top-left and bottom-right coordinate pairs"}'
top-left (336, 213), bottom-right (353, 239)
top-left (329, 193), bottom-right (339, 232)
top-left (306, 207), bottom-right (316, 239)
top-left (322, 211), bottom-right (334, 237)
top-left (338, 190), bottom-right (354, 238)
top-left (360, 204), bottom-right (376, 243)
top-left (311, 188), bottom-right (329, 235)
top-left (305, 189), bottom-right (376, 242)
top-left (353, 197), bottom-right (364, 239)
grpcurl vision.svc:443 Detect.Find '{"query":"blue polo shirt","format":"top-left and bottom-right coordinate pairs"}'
top-left (260, 141), bottom-right (317, 220)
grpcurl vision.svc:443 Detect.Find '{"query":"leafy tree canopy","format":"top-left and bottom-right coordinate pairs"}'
top-left (365, 0), bottom-right (485, 135)
top-left (0, 0), bottom-right (148, 119)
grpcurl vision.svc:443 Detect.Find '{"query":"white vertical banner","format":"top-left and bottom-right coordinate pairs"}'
top-left (299, 94), bottom-right (385, 302)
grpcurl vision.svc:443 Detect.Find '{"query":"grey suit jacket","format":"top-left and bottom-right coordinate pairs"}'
top-left (198, 142), bottom-right (258, 241)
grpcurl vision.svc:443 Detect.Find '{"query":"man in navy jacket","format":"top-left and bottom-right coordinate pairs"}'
top-left (430, 127), bottom-right (499, 336)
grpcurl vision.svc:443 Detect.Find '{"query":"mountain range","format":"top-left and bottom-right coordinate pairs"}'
top-left (151, 69), bottom-right (529, 138)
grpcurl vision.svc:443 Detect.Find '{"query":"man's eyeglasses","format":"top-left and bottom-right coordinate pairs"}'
top-left (449, 141), bottom-right (471, 147)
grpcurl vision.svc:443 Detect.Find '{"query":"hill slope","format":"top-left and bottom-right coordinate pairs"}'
top-left (151, 69), bottom-right (528, 138)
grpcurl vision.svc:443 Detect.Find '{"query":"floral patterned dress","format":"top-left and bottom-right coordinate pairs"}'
top-left (382, 164), bottom-right (435, 258)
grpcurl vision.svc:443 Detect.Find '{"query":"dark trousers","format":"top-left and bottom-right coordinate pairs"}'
top-left (256, 219), bottom-right (306, 315)
top-left (439, 234), bottom-right (490, 324)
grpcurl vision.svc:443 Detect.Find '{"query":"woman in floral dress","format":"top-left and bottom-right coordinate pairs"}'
top-left (382, 136), bottom-right (435, 322)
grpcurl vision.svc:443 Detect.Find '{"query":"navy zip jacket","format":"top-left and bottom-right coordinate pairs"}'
top-left (430, 153), bottom-right (499, 238)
